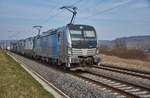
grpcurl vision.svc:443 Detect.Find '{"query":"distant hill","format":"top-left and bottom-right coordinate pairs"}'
top-left (99, 40), bottom-right (114, 48)
top-left (99, 35), bottom-right (150, 51)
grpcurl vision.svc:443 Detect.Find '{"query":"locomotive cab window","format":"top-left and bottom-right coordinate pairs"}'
top-left (83, 30), bottom-right (96, 38)
top-left (70, 30), bottom-right (83, 40)
top-left (70, 30), bottom-right (96, 40)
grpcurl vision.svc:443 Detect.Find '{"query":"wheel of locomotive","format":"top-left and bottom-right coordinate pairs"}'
top-left (95, 61), bottom-right (101, 66)
top-left (63, 63), bottom-right (70, 72)
top-left (56, 59), bottom-right (62, 66)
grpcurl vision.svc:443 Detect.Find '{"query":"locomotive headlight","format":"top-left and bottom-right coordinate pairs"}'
top-left (96, 48), bottom-right (99, 54)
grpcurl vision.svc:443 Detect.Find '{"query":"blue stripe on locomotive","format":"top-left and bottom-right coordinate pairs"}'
top-left (50, 33), bottom-right (58, 59)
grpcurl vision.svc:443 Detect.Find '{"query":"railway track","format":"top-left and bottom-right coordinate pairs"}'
top-left (74, 71), bottom-right (150, 98)
top-left (10, 52), bottom-right (123, 98)
top-left (92, 64), bottom-right (150, 80)
top-left (9, 52), bottom-right (150, 98)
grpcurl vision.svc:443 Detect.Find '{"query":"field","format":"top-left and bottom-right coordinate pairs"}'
top-left (100, 48), bottom-right (150, 61)
top-left (0, 50), bottom-right (54, 98)
top-left (101, 54), bottom-right (150, 73)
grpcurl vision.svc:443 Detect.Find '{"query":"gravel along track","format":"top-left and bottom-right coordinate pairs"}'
top-left (92, 65), bottom-right (150, 80)
top-left (76, 71), bottom-right (150, 98)
top-left (86, 67), bottom-right (150, 90)
top-left (9, 52), bottom-right (122, 98)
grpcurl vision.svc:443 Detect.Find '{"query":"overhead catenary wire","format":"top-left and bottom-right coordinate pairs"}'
top-left (39, 0), bottom-right (83, 26)
top-left (36, 0), bottom-right (63, 25)
top-left (83, 0), bottom-right (132, 20)
top-left (71, 0), bottom-right (83, 6)
top-left (7, 0), bottom-right (83, 40)
top-left (8, 31), bottom-right (25, 40)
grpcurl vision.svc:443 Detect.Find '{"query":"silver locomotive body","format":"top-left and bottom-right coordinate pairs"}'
top-left (63, 24), bottom-right (100, 68)
top-left (24, 37), bottom-right (34, 57)
top-left (16, 39), bottom-right (25, 55)
top-left (33, 25), bottom-right (100, 68)
top-left (42, 24), bottom-right (100, 68)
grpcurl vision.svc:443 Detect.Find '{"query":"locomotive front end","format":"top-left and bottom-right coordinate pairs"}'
top-left (67, 24), bottom-right (100, 68)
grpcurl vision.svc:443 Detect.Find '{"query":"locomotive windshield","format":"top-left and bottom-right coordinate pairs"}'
top-left (70, 30), bottom-right (82, 40)
top-left (69, 25), bottom-right (97, 48)
top-left (70, 30), bottom-right (96, 40)
top-left (83, 30), bottom-right (96, 38)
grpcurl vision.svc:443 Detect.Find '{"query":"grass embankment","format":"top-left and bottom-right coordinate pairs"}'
top-left (0, 50), bottom-right (54, 98)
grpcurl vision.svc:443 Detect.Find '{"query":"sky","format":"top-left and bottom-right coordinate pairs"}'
top-left (0, 0), bottom-right (150, 40)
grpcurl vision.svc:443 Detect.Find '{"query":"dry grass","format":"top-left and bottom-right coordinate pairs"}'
top-left (101, 54), bottom-right (150, 73)
top-left (0, 50), bottom-right (54, 98)
top-left (100, 48), bottom-right (149, 61)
